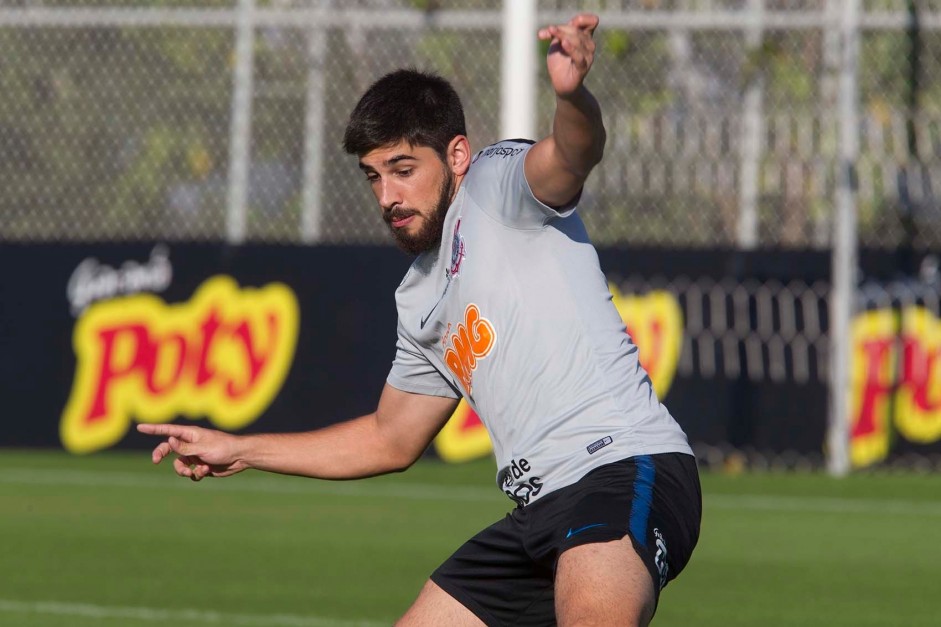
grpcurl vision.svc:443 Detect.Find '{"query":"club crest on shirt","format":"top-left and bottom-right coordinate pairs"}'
top-left (448, 218), bottom-right (465, 279)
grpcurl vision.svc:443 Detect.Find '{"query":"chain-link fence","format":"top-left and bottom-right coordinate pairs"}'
top-left (1, 0), bottom-right (939, 247)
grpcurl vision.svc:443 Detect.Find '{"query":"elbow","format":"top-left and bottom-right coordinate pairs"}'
top-left (389, 457), bottom-right (414, 474)
top-left (386, 447), bottom-right (423, 474)
top-left (389, 461), bottom-right (414, 474)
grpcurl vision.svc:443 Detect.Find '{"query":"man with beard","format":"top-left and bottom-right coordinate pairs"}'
top-left (138, 13), bottom-right (700, 627)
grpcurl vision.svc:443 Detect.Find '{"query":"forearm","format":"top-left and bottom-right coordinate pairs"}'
top-left (235, 413), bottom-right (416, 480)
top-left (526, 86), bottom-right (606, 207)
top-left (139, 386), bottom-right (454, 482)
top-left (549, 85), bottom-right (606, 176)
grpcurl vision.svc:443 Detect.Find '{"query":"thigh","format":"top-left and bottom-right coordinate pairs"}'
top-left (396, 580), bottom-right (486, 627)
top-left (555, 535), bottom-right (655, 627)
top-left (549, 454), bottom-right (702, 595)
top-left (430, 513), bottom-right (556, 626)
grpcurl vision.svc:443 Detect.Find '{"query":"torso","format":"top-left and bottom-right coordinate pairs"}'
top-left (388, 140), bottom-right (692, 506)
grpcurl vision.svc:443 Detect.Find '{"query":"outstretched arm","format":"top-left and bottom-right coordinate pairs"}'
top-left (526, 13), bottom-right (606, 208)
top-left (137, 384), bottom-right (459, 481)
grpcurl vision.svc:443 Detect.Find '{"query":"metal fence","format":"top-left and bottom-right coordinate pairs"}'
top-left (1, 0), bottom-right (939, 248)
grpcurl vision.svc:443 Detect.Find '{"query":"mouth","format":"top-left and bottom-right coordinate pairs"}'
top-left (391, 215), bottom-right (415, 229)
top-left (386, 210), bottom-right (418, 229)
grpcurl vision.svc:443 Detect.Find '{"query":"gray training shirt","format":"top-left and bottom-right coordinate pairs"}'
top-left (387, 140), bottom-right (693, 507)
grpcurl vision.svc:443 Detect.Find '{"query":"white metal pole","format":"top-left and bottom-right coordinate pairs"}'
top-left (827, 0), bottom-right (861, 477)
top-left (301, 1), bottom-right (330, 244)
top-left (226, 0), bottom-right (256, 244)
top-left (819, 0), bottom-right (843, 247)
top-left (737, 0), bottom-right (764, 249)
top-left (501, 0), bottom-right (537, 141)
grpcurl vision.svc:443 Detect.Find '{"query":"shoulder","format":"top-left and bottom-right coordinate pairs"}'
top-left (463, 138), bottom-right (535, 206)
top-left (469, 138), bottom-right (535, 170)
top-left (464, 138), bottom-right (576, 229)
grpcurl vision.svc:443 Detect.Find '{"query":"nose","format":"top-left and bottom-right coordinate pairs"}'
top-left (377, 179), bottom-right (403, 212)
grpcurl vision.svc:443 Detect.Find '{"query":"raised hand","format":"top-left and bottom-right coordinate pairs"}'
top-left (137, 423), bottom-right (247, 481)
top-left (537, 13), bottom-right (599, 98)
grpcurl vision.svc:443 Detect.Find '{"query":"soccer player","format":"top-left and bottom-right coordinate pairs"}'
top-left (138, 13), bottom-right (700, 626)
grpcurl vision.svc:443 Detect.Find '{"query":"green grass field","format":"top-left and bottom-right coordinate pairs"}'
top-left (2, 449), bottom-right (940, 626)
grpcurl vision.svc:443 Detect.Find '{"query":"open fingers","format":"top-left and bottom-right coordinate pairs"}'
top-left (151, 441), bottom-right (173, 464)
top-left (538, 13), bottom-right (598, 40)
top-left (137, 422), bottom-right (200, 442)
top-left (172, 455), bottom-right (196, 479)
top-left (569, 13), bottom-right (599, 34)
top-left (539, 24), bottom-right (595, 61)
top-left (168, 453), bottom-right (213, 482)
top-left (544, 24), bottom-right (594, 45)
top-left (191, 462), bottom-right (212, 481)
top-left (150, 435), bottom-right (197, 467)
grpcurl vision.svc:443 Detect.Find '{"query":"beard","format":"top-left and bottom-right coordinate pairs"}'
top-left (383, 170), bottom-right (455, 256)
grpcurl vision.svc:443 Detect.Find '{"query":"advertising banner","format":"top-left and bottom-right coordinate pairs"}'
top-left (849, 294), bottom-right (941, 468)
top-left (2, 243), bottom-right (939, 469)
top-left (0, 243), bottom-right (409, 451)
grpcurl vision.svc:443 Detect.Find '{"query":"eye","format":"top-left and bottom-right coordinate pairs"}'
top-left (365, 172), bottom-right (379, 183)
top-left (396, 168), bottom-right (413, 178)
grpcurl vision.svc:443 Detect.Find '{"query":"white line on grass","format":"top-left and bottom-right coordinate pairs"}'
top-left (3, 466), bottom-right (941, 516)
top-left (0, 599), bottom-right (387, 627)
top-left (0, 467), bottom-right (498, 502)
top-left (707, 493), bottom-right (941, 516)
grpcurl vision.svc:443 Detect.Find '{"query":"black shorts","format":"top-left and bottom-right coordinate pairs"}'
top-left (430, 453), bottom-right (701, 627)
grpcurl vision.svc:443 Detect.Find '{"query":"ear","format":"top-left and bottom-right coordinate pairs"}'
top-left (447, 135), bottom-right (472, 177)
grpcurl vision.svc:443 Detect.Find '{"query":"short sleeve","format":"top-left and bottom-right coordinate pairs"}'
top-left (464, 140), bottom-right (579, 230)
top-left (387, 326), bottom-right (461, 399)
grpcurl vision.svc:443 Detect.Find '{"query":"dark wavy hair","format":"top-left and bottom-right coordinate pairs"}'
top-left (342, 69), bottom-right (467, 159)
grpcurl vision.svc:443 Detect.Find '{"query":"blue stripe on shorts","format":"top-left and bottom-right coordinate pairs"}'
top-left (629, 455), bottom-right (656, 548)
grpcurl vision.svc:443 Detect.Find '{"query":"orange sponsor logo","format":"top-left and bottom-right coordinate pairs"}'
top-left (443, 303), bottom-right (496, 396)
top-left (850, 306), bottom-right (941, 468)
top-left (60, 276), bottom-right (299, 454)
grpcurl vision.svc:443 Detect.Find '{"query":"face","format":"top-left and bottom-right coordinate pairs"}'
top-left (358, 142), bottom-right (457, 256)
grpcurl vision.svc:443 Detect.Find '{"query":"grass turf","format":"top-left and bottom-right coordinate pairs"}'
top-left (1, 449), bottom-right (940, 626)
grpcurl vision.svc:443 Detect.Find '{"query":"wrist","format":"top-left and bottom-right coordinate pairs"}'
top-left (555, 84), bottom-right (591, 104)
top-left (229, 432), bottom-right (255, 471)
